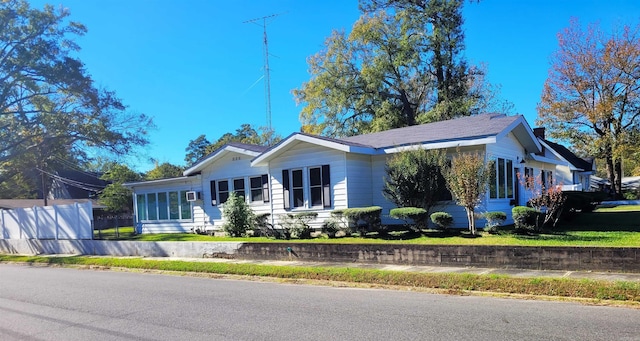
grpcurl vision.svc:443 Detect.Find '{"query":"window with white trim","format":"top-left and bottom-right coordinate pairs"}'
top-left (212, 175), bottom-right (270, 206)
top-left (135, 190), bottom-right (191, 221)
top-left (218, 180), bottom-right (229, 204)
top-left (282, 165), bottom-right (331, 209)
top-left (292, 169), bottom-right (304, 208)
top-left (233, 178), bottom-right (245, 199)
top-left (490, 157), bottom-right (514, 199)
top-left (250, 175), bottom-right (270, 203)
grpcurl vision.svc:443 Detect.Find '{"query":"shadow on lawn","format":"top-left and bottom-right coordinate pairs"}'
top-left (513, 231), bottom-right (614, 243)
top-left (558, 211), bottom-right (640, 232)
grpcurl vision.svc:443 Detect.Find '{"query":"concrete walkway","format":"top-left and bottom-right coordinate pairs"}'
top-left (138, 256), bottom-right (640, 282)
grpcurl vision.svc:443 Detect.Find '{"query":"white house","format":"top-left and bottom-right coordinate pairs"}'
top-left (532, 128), bottom-right (595, 192)
top-left (124, 114), bottom-right (592, 234)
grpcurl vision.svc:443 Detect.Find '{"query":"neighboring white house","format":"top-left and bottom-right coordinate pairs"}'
top-left (533, 128), bottom-right (596, 192)
top-left (124, 113), bottom-right (592, 233)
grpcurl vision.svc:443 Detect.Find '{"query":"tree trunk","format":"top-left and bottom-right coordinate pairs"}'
top-left (605, 155), bottom-right (616, 197)
top-left (614, 158), bottom-right (623, 199)
top-left (466, 208), bottom-right (475, 235)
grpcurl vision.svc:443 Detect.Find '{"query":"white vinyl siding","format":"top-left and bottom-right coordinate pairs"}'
top-left (198, 151), bottom-right (271, 228)
top-left (345, 153), bottom-right (373, 208)
top-left (268, 143), bottom-right (346, 228)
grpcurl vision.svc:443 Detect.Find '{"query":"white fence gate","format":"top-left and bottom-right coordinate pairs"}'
top-left (0, 202), bottom-right (93, 240)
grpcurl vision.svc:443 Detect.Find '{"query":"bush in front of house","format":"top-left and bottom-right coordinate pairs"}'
top-left (278, 212), bottom-right (318, 239)
top-left (430, 212), bottom-right (453, 231)
top-left (341, 206), bottom-right (383, 236)
top-left (512, 206), bottom-right (538, 231)
top-left (389, 207), bottom-right (428, 231)
top-left (483, 211), bottom-right (507, 234)
top-left (222, 192), bottom-right (255, 237)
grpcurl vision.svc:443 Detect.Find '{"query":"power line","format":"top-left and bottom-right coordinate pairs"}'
top-left (36, 167), bottom-right (106, 194)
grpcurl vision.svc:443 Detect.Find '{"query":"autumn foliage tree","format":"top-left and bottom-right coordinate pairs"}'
top-left (537, 19), bottom-right (640, 197)
top-left (518, 172), bottom-right (566, 230)
top-left (443, 151), bottom-right (492, 235)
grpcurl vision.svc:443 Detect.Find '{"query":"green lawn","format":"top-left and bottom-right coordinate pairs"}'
top-left (93, 206), bottom-right (640, 247)
top-left (1, 255), bottom-right (638, 302)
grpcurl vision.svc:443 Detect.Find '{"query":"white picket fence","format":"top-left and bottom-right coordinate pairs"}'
top-left (0, 202), bottom-right (93, 240)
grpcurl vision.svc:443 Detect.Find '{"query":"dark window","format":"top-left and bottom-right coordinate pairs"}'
top-left (292, 169), bottom-right (304, 208)
top-left (233, 178), bottom-right (245, 199)
top-left (250, 176), bottom-right (263, 202)
top-left (218, 180), bottom-right (229, 204)
top-left (309, 167), bottom-right (322, 206)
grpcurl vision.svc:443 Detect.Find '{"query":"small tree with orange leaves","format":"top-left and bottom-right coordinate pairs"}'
top-left (518, 172), bottom-right (566, 230)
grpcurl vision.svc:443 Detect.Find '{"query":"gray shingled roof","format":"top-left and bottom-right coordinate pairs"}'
top-left (226, 142), bottom-right (269, 153)
top-left (340, 113), bottom-right (521, 148)
top-left (543, 139), bottom-right (593, 171)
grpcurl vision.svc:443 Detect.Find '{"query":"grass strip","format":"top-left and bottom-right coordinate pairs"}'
top-left (1, 255), bottom-right (638, 302)
top-left (94, 228), bottom-right (640, 247)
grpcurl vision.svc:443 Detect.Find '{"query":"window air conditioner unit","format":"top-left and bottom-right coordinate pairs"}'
top-left (186, 191), bottom-right (200, 202)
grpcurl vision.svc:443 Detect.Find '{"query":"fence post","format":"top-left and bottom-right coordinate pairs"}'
top-left (34, 206), bottom-right (39, 239)
top-left (75, 202), bottom-right (80, 239)
top-left (55, 205), bottom-right (59, 240)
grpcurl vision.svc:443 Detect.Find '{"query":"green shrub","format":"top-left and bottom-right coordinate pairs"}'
top-left (512, 206), bottom-right (538, 231)
top-left (430, 212), bottom-right (453, 231)
top-left (623, 190), bottom-right (639, 200)
top-left (341, 206), bottom-right (383, 236)
top-left (390, 207), bottom-right (428, 230)
top-left (278, 212), bottom-right (318, 239)
top-left (483, 211), bottom-right (506, 234)
top-left (252, 213), bottom-right (282, 239)
top-left (222, 192), bottom-right (255, 237)
top-left (321, 219), bottom-right (341, 238)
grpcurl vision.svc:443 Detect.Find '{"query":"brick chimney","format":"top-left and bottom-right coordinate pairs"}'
top-left (533, 127), bottom-right (546, 139)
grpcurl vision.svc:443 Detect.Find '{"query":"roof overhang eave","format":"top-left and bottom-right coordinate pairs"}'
top-left (380, 136), bottom-right (497, 154)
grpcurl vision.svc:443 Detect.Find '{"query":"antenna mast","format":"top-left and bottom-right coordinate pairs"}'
top-left (243, 13), bottom-right (282, 131)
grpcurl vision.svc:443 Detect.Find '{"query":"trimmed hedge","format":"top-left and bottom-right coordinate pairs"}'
top-left (483, 211), bottom-right (507, 234)
top-left (339, 206), bottom-right (383, 236)
top-left (390, 207), bottom-right (428, 230)
top-left (278, 212), bottom-right (318, 239)
top-left (430, 212), bottom-right (453, 230)
top-left (512, 206), bottom-right (538, 231)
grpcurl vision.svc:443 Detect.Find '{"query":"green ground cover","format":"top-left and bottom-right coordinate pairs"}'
top-left (1, 255), bottom-right (638, 303)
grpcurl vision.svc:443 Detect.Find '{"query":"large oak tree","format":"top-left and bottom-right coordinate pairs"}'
top-left (537, 19), bottom-right (640, 196)
top-left (294, 0), bottom-right (503, 137)
top-left (0, 0), bottom-right (152, 197)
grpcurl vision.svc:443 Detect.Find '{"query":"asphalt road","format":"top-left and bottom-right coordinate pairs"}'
top-left (0, 264), bottom-right (638, 341)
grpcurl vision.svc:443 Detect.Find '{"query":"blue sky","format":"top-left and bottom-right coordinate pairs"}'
top-left (30, 0), bottom-right (640, 171)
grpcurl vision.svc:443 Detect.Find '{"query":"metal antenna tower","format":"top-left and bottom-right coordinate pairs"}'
top-left (243, 13), bottom-right (283, 131)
